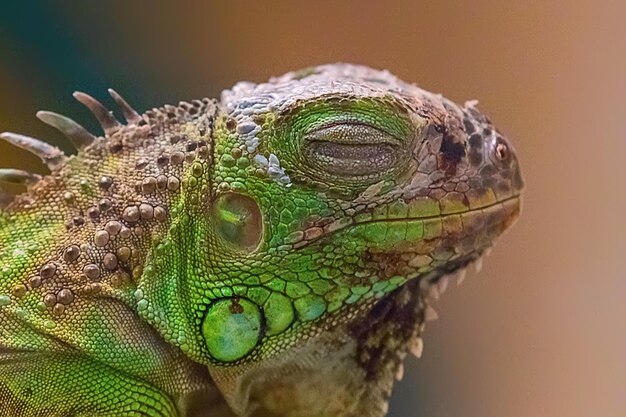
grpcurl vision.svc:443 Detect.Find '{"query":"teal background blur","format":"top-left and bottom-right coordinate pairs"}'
top-left (1, 2), bottom-right (624, 416)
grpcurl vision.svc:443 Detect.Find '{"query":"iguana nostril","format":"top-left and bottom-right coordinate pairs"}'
top-left (214, 193), bottom-right (263, 252)
top-left (495, 141), bottom-right (508, 160)
top-left (202, 298), bottom-right (263, 362)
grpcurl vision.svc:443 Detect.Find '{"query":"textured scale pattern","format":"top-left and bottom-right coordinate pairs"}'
top-left (0, 64), bottom-right (523, 417)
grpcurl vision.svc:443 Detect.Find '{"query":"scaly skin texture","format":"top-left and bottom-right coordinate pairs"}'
top-left (0, 64), bottom-right (523, 417)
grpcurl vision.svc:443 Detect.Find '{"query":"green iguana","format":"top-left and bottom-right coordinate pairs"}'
top-left (0, 64), bottom-right (523, 417)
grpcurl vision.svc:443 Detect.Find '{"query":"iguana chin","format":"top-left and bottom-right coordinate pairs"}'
top-left (0, 64), bottom-right (523, 417)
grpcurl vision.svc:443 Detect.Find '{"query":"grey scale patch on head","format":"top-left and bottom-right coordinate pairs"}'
top-left (220, 63), bottom-right (441, 116)
top-left (253, 153), bottom-right (291, 187)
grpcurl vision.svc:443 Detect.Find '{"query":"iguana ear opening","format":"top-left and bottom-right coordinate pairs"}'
top-left (213, 193), bottom-right (264, 253)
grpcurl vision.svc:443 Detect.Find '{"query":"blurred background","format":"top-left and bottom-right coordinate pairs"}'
top-left (0, 1), bottom-right (624, 416)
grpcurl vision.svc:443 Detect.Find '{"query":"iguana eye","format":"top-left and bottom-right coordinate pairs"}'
top-left (302, 123), bottom-right (401, 177)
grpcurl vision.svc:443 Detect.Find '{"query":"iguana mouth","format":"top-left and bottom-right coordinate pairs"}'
top-left (295, 195), bottom-right (521, 249)
top-left (353, 195), bottom-right (521, 225)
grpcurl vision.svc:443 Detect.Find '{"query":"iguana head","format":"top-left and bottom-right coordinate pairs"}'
top-left (160, 64), bottom-right (522, 416)
top-left (1, 63), bottom-right (521, 417)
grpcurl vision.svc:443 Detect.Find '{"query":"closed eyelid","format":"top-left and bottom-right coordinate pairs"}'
top-left (305, 120), bottom-right (402, 142)
top-left (301, 124), bottom-right (402, 178)
top-left (304, 123), bottom-right (401, 146)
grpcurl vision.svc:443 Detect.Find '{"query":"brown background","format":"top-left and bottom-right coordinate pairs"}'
top-left (0, 1), bottom-right (624, 416)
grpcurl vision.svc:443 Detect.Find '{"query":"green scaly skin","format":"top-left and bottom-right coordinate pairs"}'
top-left (0, 64), bottom-right (523, 417)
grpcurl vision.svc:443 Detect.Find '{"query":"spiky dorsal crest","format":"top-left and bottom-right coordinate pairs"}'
top-left (0, 90), bottom-right (143, 208)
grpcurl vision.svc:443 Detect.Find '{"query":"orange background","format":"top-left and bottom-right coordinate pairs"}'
top-left (0, 2), bottom-right (624, 416)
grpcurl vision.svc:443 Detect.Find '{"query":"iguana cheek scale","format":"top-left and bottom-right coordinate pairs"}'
top-left (0, 64), bottom-right (523, 417)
